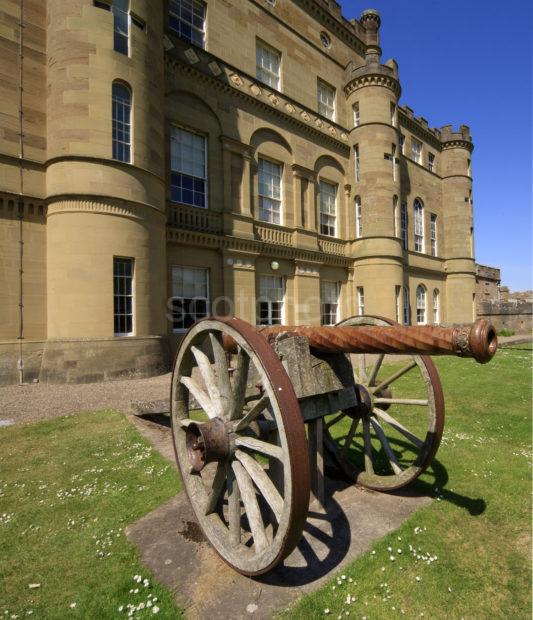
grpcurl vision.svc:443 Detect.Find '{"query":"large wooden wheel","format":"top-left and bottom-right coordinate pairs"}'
top-left (170, 316), bottom-right (310, 576)
top-left (324, 315), bottom-right (445, 491)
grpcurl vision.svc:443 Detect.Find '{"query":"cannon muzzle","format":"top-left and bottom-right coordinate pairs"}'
top-left (256, 319), bottom-right (497, 363)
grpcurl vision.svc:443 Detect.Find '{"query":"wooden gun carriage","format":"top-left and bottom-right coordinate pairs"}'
top-left (169, 315), bottom-right (497, 576)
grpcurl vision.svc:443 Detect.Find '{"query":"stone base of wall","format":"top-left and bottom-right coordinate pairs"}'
top-left (0, 336), bottom-right (169, 386)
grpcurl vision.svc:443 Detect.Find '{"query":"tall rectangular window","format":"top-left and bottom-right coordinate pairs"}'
top-left (112, 0), bottom-right (129, 55)
top-left (400, 201), bottom-right (408, 249)
top-left (317, 79), bottom-right (336, 121)
top-left (170, 126), bottom-right (207, 208)
top-left (355, 196), bottom-right (362, 238)
top-left (353, 102), bottom-right (360, 127)
top-left (258, 158), bottom-right (282, 224)
top-left (258, 276), bottom-right (284, 326)
top-left (112, 82), bottom-right (132, 163)
top-left (393, 195), bottom-right (398, 237)
top-left (169, 0), bottom-right (206, 48)
top-left (113, 257), bottom-right (134, 336)
top-left (411, 138), bottom-right (422, 164)
top-left (430, 213), bottom-right (437, 256)
top-left (321, 281), bottom-right (339, 326)
top-left (403, 285), bottom-right (410, 325)
top-left (392, 144), bottom-right (397, 180)
top-left (467, 158), bottom-right (472, 176)
top-left (357, 287), bottom-right (365, 316)
top-left (171, 266), bottom-right (209, 331)
top-left (400, 134), bottom-right (405, 154)
top-left (256, 41), bottom-right (281, 89)
top-left (414, 200), bottom-right (424, 252)
top-left (433, 289), bottom-right (440, 324)
top-left (428, 152), bottom-right (435, 172)
top-left (390, 102), bottom-right (396, 127)
top-left (354, 144), bottom-right (360, 182)
top-left (395, 285), bottom-right (401, 323)
top-left (319, 180), bottom-right (336, 236)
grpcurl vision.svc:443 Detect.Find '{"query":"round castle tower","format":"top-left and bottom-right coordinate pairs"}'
top-left (345, 10), bottom-right (404, 319)
top-left (440, 125), bottom-right (476, 322)
top-left (45, 0), bottom-right (167, 380)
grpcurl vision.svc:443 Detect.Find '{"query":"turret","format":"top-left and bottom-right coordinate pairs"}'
top-left (344, 9), bottom-right (403, 319)
top-left (45, 0), bottom-right (167, 378)
top-left (440, 124), bottom-right (476, 321)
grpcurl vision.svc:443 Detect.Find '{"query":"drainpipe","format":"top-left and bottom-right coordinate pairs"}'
top-left (17, 0), bottom-right (25, 385)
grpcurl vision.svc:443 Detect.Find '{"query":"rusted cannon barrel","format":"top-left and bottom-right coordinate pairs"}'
top-left (223, 319), bottom-right (497, 364)
top-left (258, 319), bottom-right (497, 364)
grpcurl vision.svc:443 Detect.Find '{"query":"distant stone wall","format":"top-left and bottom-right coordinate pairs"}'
top-left (477, 300), bottom-right (532, 333)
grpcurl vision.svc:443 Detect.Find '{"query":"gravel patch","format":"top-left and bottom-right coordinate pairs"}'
top-left (0, 373), bottom-right (171, 425)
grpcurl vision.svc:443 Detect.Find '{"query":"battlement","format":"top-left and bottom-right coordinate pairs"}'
top-left (440, 124), bottom-right (472, 143)
top-left (398, 106), bottom-right (474, 146)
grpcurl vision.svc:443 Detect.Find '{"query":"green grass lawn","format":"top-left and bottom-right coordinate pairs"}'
top-left (1, 346), bottom-right (531, 619)
top-left (285, 345), bottom-right (532, 619)
top-left (0, 410), bottom-right (183, 619)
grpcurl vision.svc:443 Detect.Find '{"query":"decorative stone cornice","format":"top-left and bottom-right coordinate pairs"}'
top-left (221, 136), bottom-right (255, 157)
top-left (344, 72), bottom-right (401, 98)
top-left (167, 226), bottom-right (352, 268)
top-left (164, 37), bottom-right (351, 154)
top-left (441, 140), bottom-right (474, 153)
top-left (291, 164), bottom-right (316, 181)
top-left (47, 197), bottom-right (166, 221)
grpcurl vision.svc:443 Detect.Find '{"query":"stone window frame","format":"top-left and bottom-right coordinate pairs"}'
top-left (355, 195), bottom-right (362, 238)
top-left (403, 285), bottom-right (410, 325)
top-left (354, 144), bottom-right (360, 183)
top-left (170, 265), bottom-right (210, 332)
top-left (413, 198), bottom-right (425, 253)
top-left (317, 78), bottom-right (336, 121)
top-left (318, 179), bottom-right (337, 237)
top-left (169, 124), bottom-right (209, 209)
top-left (257, 275), bottom-right (285, 326)
top-left (400, 201), bottom-right (408, 250)
top-left (112, 81), bottom-right (132, 164)
top-left (112, 0), bottom-right (130, 55)
top-left (320, 280), bottom-right (340, 326)
top-left (395, 285), bottom-right (401, 323)
top-left (357, 286), bottom-right (365, 316)
top-left (430, 213), bottom-right (437, 256)
top-left (428, 152), bottom-right (436, 173)
top-left (411, 137), bottom-right (423, 164)
top-left (432, 288), bottom-right (440, 324)
top-left (353, 102), bottom-right (360, 127)
top-left (113, 256), bottom-right (135, 336)
top-left (393, 195), bottom-right (399, 237)
top-left (416, 284), bottom-right (427, 325)
top-left (256, 39), bottom-right (282, 90)
top-left (258, 156), bottom-right (283, 225)
top-left (168, 0), bottom-right (206, 49)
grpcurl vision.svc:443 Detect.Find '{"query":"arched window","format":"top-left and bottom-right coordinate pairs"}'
top-left (413, 198), bottom-right (424, 252)
top-left (402, 285), bottom-right (410, 325)
top-left (355, 196), bottom-right (362, 238)
top-left (416, 284), bottom-right (427, 324)
top-left (112, 82), bottom-right (132, 163)
top-left (432, 289), bottom-right (440, 324)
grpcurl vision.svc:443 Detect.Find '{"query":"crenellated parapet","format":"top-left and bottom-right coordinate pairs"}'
top-left (440, 124), bottom-right (474, 152)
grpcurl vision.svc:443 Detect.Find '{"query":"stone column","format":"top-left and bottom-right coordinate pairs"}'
top-left (241, 152), bottom-right (252, 216)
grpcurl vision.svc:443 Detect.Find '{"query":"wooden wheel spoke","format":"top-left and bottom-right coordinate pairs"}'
top-left (368, 353), bottom-right (385, 387)
top-left (372, 360), bottom-right (417, 393)
top-left (209, 333), bottom-right (233, 414)
top-left (374, 397), bottom-right (429, 406)
top-left (204, 463), bottom-right (227, 515)
top-left (235, 450), bottom-right (283, 521)
top-left (341, 417), bottom-right (360, 454)
top-left (326, 412), bottom-right (347, 429)
top-left (232, 461), bottom-right (269, 552)
top-left (362, 417), bottom-right (374, 475)
top-left (226, 463), bottom-right (241, 546)
top-left (178, 418), bottom-right (195, 428)
top-left (229, 350), bottom-right (250, 420)
top-left (235, 436), bottom-right (284, 461)
top-left (235, 395), bottom-right (270, 431)
top-left (180, 376), bottom-right (218, 419)
top-left (190, 346), bottom-right (224, 417)
top-left (373, 407), bottom-right (424, 450)
top-left (370, 417), bottom-right (403, 475)
top-left (357, 353), bottom-right (368, 383)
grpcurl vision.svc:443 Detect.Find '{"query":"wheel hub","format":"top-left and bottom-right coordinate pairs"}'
top-left (186, 418), bottom-right (230, 472)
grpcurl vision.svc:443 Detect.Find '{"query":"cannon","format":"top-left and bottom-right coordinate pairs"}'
top-left (169, 315), bottom-right (497, 576)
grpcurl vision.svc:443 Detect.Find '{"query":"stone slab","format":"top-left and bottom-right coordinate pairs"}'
top-left (126, 467), bottom-right (431, 619)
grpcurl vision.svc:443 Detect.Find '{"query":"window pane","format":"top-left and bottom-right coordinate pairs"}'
top-left (170, 127), bottom-right (207, 208)
top-left (171, 266), bottom-right (210, 330)
top-left (112, 83), bottom-right (131, 163)
top-left (168, 0), bottom-right (206, 48)
top-left (113, 257), bottom-right (134, 335)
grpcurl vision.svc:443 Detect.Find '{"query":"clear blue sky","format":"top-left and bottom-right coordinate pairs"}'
top-left (342, 0), bottom-right (532, 291)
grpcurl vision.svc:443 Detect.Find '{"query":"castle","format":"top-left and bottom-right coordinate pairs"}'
top-left (0, 0), bottom-right (477, 385)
